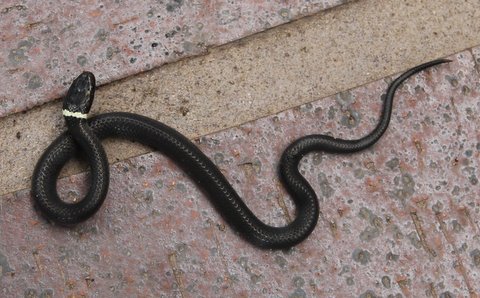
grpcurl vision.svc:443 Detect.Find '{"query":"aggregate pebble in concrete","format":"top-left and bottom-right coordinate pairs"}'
top-left (1, 51), bottom-right (479, 296)
top-left (0, 0), bottom-right (351, 118)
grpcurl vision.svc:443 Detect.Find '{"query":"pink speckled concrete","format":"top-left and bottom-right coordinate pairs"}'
top-left (0, 0), bottom-right (350, 118)
top-left (1, 51), bottom-right (479, 296)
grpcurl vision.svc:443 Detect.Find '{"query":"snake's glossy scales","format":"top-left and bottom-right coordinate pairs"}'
top-left (31, 59), bottom-right (450, 249)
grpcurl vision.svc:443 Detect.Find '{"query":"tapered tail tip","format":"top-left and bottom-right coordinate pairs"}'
top-left (438, 58), bottom-right (452, 63)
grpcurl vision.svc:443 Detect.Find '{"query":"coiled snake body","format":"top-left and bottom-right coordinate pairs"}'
top-left (31, 59), bottom-right (449, 249)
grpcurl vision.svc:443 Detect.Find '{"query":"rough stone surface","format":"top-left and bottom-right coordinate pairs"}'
top-left (2, 0), bottom-right (480, 196)
top-left (0, 0), bottom-right (351, 118)
top-left (1, 51), bottom-right (479, 296)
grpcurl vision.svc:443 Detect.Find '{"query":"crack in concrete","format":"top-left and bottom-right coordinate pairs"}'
top-left (276, 190), bottom-right (293, 224)
top-left (428, 282), bottom-right (438, 297)
top-left (168, 252), bottom-right (187, 298)
top-left (434, 211), bottom-right (476, 296)
top-left (410, 211), bottom-right (437, 257)
top-left (462, 207), bottom-right (480, 237)
top-left (211, 221), bottom-right (234, 289)
top-left (469, 48), bottom-right (480, 75)
top-left (1, 5), bottom-right (27, 14)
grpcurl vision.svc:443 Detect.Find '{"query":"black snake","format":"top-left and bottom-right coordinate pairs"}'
top-left (31, 59), bottom-right (449, 249)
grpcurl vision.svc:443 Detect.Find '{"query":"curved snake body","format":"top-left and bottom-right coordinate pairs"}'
top-left (32, 59), bottom-right (449, 249)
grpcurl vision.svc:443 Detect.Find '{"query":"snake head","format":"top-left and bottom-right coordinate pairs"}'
top-left (63, 72), bottom-right (96, 115)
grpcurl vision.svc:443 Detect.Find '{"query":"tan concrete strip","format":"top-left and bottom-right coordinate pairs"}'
top-left (1, 0), bottom-right (480, 195)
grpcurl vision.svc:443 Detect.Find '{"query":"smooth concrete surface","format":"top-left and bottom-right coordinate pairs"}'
top-left (1, 0), bottom-right (480, 195)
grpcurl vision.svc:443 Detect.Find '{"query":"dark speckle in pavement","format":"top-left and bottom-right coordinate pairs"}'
top-left (217, 8), bottom-right (241, 25)
top-left (40, 289), bottom-right (54, 298)
top-left (386, 252), bottom-right (400, 262)
top-left (144, 190), bottom-right (154, 203)
top-left (292, 276), bottom-right (305, 287)
top-left (358, 207), bottom-right (383, 229)
top-left (470, 249), bottom-right (480, 267)
top-left (176, 183), bottom-right (187, 192)
top-left (358, 207), bottom-right (383, 242)
top-left (290, 276), bottom-right (306, 298)
top-left (174, 242), bottom-right (190, 262)
top-left (358, 207), bottom-right (373, 221)
top-left (165, 28), bottom-right (178, 38)
top-left (461, 166), bottom-right (478, 185)
top-left (432, 201), bottom-right (443, 213)
top-left (407, 231), bottom-right (421, 249)
top-left (451, 185), bottom-right (460, 195)
top-left (27, 74), bottom-right (43, 89)
top-left (300, 102), bottom-right (313, 113)
top-left (336, 91), bottom-right (355, 108)
top-left (166, 0), bottom-right (184, 12)
top-left (9, 48), bottom-right (28, 64)
top-left (381, 276), bottom-right (391, 288)
top-left (24, 288), bottom-right (38, 298)
top-left (353, 168), bottom-right (365, 179)
top-left (213, 152), bottom-right (224, 165)
top-left (352, 248), bottom-right (371, 265)
top-left (155, 179), bottom-right (163, 189)
top-left (1, 4), bottom-right (27, 14)
top-left (359, 226), bottom-right (381, 242)
top-left (278, 8), bottom-right (291, 21)
top-left (0, 251), bottom-right (14, 275)
top-left (147, 8), bottom-right (155, 18)
top-left (451, 220), bottom-right (463, 233)
top-left (341, 109), bottom-right (361, 128)
top-left (183, 41), bottom-right (195, 52)
top-left (439, 291), bottom-right (455, 298)
top-left (8, 38), bottom-right (35, 65)
top-left (237, 256), bottom-right (263, 284)
top-left (444, 75), bottom-right (459, 87)
top-left (311, 153), bottom-right (323, 165)
top-left (77, 55), bottom-right (87, 66)
top-left (391, 173), bottom-right (415, 202)
top-left (289, 288), bottom-right (306, 298)
top-left (95, 28), bottom-right (109, 41)
top-left (346, 277), bottom-right (354, 286)
top-left (385, 158), bottom-right (400, 171)
top-left (58, 246), bottom-right (74, 263)
top-left (274, 255), bottom-right (287, 269)
top-left (335, 91), bottom-right (361, 128)
top-left (359, 290), bottom-right (377, 298)
top-left (317, 173), bottom-right (334, 199)
top-left (106, 46), bottom-right (121, 60)
top-left (328, 106), bottom-right (336, 120)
